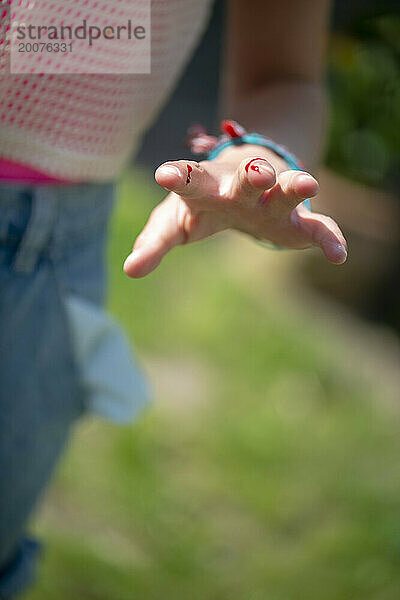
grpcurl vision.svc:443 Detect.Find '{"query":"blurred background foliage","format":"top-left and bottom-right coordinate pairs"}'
top-left (326, 13), bottom-right (400, 189)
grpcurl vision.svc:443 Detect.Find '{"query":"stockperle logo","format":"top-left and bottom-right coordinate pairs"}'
top-left (7, 0), bottom-right (151, 74)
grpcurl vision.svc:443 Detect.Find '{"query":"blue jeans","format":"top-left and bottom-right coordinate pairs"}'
top-left (0, 182), bottom-right (115, 598)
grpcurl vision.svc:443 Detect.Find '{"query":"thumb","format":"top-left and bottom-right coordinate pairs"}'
top-left (124, 196), bottom-right (185, 278)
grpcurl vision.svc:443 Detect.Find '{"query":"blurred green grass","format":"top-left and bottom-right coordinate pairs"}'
top-left (26, 172), bottom-right (400, 600)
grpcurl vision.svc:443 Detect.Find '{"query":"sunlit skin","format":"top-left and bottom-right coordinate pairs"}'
top-left (123, 0), bottom-right (348, 279)
top-left (124, 143), bottom-right (347, 278)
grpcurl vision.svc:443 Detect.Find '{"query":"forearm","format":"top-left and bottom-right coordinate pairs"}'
top-left (222, 80), bottom-right (327, 169)
top-left (222, 0), bottom-right (331, 168)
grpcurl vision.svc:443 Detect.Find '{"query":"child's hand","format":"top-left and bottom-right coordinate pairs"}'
top-left (124, 144), bottom-right (347, 278)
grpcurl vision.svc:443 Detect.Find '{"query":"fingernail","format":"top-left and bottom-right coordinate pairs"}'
top-left (252, 163), bottom-right (275, 177)
top-left (245, 158), bottom-right (273, 175)
top-left (159, 165), bottom-right (181, 177)
top-left (296, 173), bottom-right (316, 186)
top-left (334, 243), bottom-right (348, 263)
top-left (123, 252), bottom-right (136, 270)
top-left (295, 174), bottom-right (319, 197)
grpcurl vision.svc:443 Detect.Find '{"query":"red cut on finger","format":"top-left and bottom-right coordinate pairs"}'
top-left (245, 158), bottom-right (271, 174)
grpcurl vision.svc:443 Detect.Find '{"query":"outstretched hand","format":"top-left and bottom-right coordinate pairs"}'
top-left (124, 145), bottom-right (347, 278)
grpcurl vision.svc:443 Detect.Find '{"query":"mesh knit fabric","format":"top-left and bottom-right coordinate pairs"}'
top-left (0, 0), bottom-right (213, 181)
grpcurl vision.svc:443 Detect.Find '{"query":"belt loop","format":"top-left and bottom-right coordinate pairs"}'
top-left (12, 187), bottom-right (58, 274)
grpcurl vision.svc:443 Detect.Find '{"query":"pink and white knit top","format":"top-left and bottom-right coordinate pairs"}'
top-left (0, 0), bottom-right (214, 182)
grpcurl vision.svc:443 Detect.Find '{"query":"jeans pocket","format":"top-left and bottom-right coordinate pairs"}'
top-left (64, 294), bottom-right (151, 423)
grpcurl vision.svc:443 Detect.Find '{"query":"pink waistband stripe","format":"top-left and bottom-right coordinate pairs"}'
top-left (0, 157), bottom-right (73, 185)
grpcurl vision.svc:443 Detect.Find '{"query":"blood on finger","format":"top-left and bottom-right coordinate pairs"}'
top-left (245, 158), bottom-right (268, 174)
top-left (186, 164), bottom-right (192, 185)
